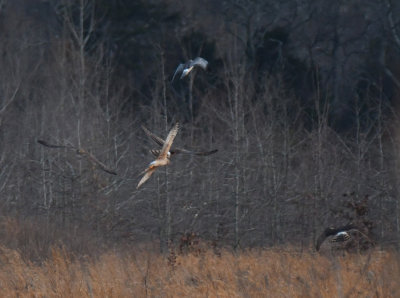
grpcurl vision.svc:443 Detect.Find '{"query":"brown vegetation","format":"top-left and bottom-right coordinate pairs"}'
top-left (0, 216), bottom-right (392, 297)
top-left (0, 244), bottom-right (397, 297)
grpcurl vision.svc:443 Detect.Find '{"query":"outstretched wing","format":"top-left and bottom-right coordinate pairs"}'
top-left (78, 149), bottom-right (117, 175)
top-left (141, 125), bottom-right (165, 147)
top-left (143, 124), bottom-right (217, 157)
top-left (38, 139), bottom-right (116, 175)
top-left (191, 57), bottom-right (208, 70)
top-left (37, 139), bottom-right (74, 149)
top-left (150, 148), bottom-right (217, 157)
top-left (158, 122), bottom-right (179, 160)
top-left (172, 63), bottom-right (184, 81)
top-left (316, 230), bottom-right (328, 251)
top-left (137, 167), bottom-right (156, 189)
top-left (174, 148), bottom-right (218, 156)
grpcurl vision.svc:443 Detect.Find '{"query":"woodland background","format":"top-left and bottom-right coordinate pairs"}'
top-left (0, 0), bottom-right (399, 260)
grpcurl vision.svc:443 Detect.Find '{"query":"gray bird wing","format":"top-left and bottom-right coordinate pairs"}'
top-left (347, 228), bottom-right (375, 244)
top-left (316, 232), bottom-right (328, 251)
top-left (173, 148), bottom-right (218, 156)
top-left (37, 139), bottom-right (75, 150)
top-left (172, 63), bottom-right (185, 81)
top-left (78, 149), bottom-right (117, 175)
top-left (191, 57), bottom-right (208, 70)
top-left (38, 140), bottom-right (116, 175)
top-left (150, 148), bottom-right (218, 157)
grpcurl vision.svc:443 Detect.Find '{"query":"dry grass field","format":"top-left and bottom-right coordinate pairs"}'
top-left (0, 243), bottom-right (398, 297)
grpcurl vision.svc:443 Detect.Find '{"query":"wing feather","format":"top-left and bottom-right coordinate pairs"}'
top-left (174, 148), bottom-right (218, 156)
top-left (192, 57), bottom-right (208, 70)
top-left (158, 122), bottom-right (179, 160)
top-left (151, 148), bottom-right (217, 156)
top-left (316, 232), bottom-right (328, 251)
top-left (172, 63), bottom-right (184, 81)
top-left (141, 125), bottom-right (165, 146)
top-left (37, 139), bottom-right (74, 149)
top-left (38, 140), bottom-right (116, 175)
top-left (137, 167), bottom-right (156, 189)
top-left (79, 150), bottom-right (117, 175)
top-left (142, 124), bottom-right (217, 157)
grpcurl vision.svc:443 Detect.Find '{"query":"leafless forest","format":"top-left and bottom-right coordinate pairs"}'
top-left (0, 0), bottom-right (400, 292)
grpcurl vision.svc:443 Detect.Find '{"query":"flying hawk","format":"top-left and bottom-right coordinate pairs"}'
top-left (315, 223), bottom-right (373, 251)
top-left (172, 57), bottom-right (208, 81)
top-left (137, 122), bottom-right (180, 189)
top-left (141, 125), bottom-right (218, 157)
top-left (37, 139), bottom-right (117, 175)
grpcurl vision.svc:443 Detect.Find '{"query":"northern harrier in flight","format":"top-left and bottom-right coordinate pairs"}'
top-left (137, 122), bottom-right (180, 189)
top-left (315, 223), bottom-right (373, 251)
top-left (37, 139), bottom-right (117, 175)
top-left (172, 57), bottom-right (208, 81)
top-left (141, 125), bottom-right (218, 157)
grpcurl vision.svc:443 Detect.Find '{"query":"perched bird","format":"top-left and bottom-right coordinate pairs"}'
top-left (141, 125), bottom-right (218, 157)
top-left (37, 139), bottom-right (117, 175)
top-left (137, 122), bottom-right (180, 189)
top-left (316, 223), bottom-right (359, 251)
top-left (172, 57), bottom-right (208, 81)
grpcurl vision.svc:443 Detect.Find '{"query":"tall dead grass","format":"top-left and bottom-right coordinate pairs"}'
top-left (0, 244), bottom-right (398, 297)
